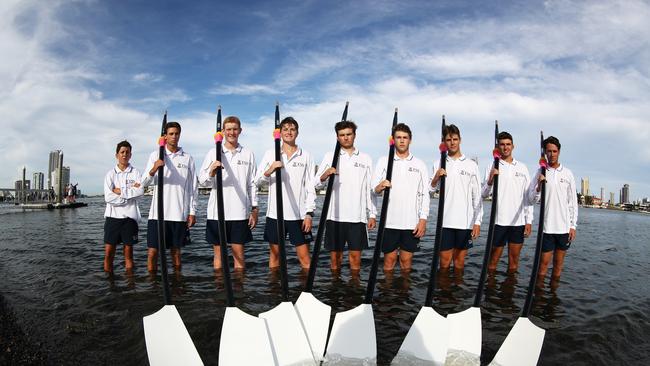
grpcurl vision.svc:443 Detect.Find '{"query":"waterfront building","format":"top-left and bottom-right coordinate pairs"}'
top-left (600, 187), bottom-right (604, 202)
top-left (33, 172), bottom-right (44, 190)
top-left (48, 150), bottom-right (63, 189)
top-left (581, 177), bottom-right (590, 196)
top-left (610, 192), bottom-right (615, 205)
top-left (622, 184), bottom-right (630, 204)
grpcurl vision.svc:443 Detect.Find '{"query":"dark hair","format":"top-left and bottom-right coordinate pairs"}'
top-left (443, 124), bottom-right (461, 139)
top-left (164, 121), bottom-right (182, 134)
top-left (544, 136), bottom-right (561, 150)
top-left (280, 116), bottom-right (299, 131)
top-left (392, 123), bottom-right (412, 139)
top-left (497, 131), bottom-right (513, 143)
top-left (115, 140), bottom-right (132, 154)
top-left (335, 120), bottom-right (357, 133)
top-left (223, 116), bottom-right (241, 129)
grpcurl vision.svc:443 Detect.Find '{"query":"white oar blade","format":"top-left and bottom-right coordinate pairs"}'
top-left (391, 306), bottom-right (449, 366)
top-left (219, 307), bottom-right (275, 366)
top-left (260, 301), bottom-right (317, 365)
top-left (446, 306), bottom-right (481, 364)
top-left (143, 305), bottom-right (203, 366)
top-left (489, 317), bottom-right (545, 366)
top-left (295, 291), bottom-right (332, 362)
top-left (324, 303), bottom-right (376, 365)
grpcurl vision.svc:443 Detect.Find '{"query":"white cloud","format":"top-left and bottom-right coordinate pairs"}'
top-left (209, 83), bottom-right (277, 95)
top-left (132, 73), bottom-right (163, 83)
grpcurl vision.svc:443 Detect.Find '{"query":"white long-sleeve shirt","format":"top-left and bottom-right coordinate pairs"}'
top-left (481, 158), bottom-right (534, 226)
top-left (432, 155), bottom-right (483, 230)
top-left (372, 154), bottom-right (430, 230)
top-left (315, 149), bottom-right (377, 223)
top-left (255, 147), bottom-right (316, 220)
top-left (104, 164), bottom-right (144, 221)
top-left (142, 146), bottom-right (198, 222)
top-left (198, 145), bottom-right (257, 221)
top-left (529, 164), bottom-right (578, 234)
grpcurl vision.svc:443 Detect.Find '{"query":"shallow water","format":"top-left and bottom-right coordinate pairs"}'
top-left (0, 197), bottom-right (649, 365)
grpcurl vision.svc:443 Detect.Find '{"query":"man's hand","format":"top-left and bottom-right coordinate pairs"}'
top-left (524, 223), bottom-right (532, 238)
top-left (264, 161), bottom-right (283, 177)
top-left (320, 167), bottom-right (337, 182)
top-left (431, 168), bottom-right (447, 187)
top-left (209, 161), bottom-right (223, 177)
top-left (367, 217), bottom-right (377, 230)
top-left (471, 224), bottom-right (481, 240)
top-left (569, 228), bottom-right (576, 242)
top-left (187, 215), bottom-right (196, 228)
top-left (413, 219), bottom-right (427, 238)
top-left (302, 216), bottom-right (313, 232)
top-left (488, 168), bottom-right (499, 186)
top-left (374, 180), bottom-right (391, 194)
top-left (536, 174), bottom-right (546, 192)
top-left (248, 209), bottom-right (258, 229)
top-left (149, 159), bottom-right (165, 176)
top-left (112, 187), bottom-right (122, 195)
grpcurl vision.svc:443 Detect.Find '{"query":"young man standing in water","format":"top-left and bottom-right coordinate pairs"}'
top-left (482, 131), bottom-right (533, 272)
top-left (199, 116), bottom-right (258, 271)
top-left (103, 140), bottom-right (143, 273)
top-left (373, 123), bottom-right (430, 271)
top-left (255, 117), bottom-right (316, 270)
top-left (316, 120), bottom-right (377, 271)
top-left (431, 124), bottom-right (483, 272)
top-left (529, 136), bottom-right (578, 283)
top-left (142, 122), bottom-right (198, 272)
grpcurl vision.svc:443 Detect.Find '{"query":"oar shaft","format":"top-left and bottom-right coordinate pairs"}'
top-left (364, 108), bottom-right (398, 304)
top-left (157, 112), bottom-right (172, 305)
top-left (305, 102), bottom-right (349, 292)
top-left (274, 104), bottom-right (289, 301)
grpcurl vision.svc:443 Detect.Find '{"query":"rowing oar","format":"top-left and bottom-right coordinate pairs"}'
top-left (294, 102), bottom-right (348, 362)
top-left (215, 106), bottom-right (275, 366)
top-left (324, 107), bottom-right (398, 364)
top-left (391, 116), bottom-right (449, 365)
top-left (258, 103), bottom-right (316, 365)
top-left (143, 111), bottom-right (203, 365)
top-left (445, 120), bottom-right (500, 363)
top-left (489, 131), bottom-right (547, 366)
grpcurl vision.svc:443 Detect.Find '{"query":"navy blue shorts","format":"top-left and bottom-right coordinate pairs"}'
top-left (206, 219), bottom-right (253, 245)
top-left (147, 220), bottom-right (189, 249)
top-left (264, 218), bottom-right (312, 246)
top-left (104, 217), bottom-right (138, 246)
top-left (325, 220), bottom-right (369, 251)
top-left (381, 228), bottom-right (420, 253)
top-left (493, 225), bottom-right (525, 247)
top-left (440, 228), bottom-right (473, 251)
top-left (542, 233), bottom-right (570, 252)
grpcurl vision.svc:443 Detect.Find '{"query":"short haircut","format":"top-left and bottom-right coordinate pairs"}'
top-left (497, 131), bottom-right (513, 143)
top-left (115, 140), bottom-right (132, 154)
top-left (223, 116), bottom-right (241, 129)
top-left (443, 124), bottom-right (461, 139)
top-left (392, 123), bottom-right (412, 139)
top-left (335, 120), bottom-right (357, 133)
top-left (544, 136), bottom-right (561, 150)
top-left (280, 116), bottom-right (299, 131)
top-left (164, 121), bottom-right (182, 134)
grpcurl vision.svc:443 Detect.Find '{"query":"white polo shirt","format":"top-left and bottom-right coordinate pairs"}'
top-left (432, 154), bottom-right (483, 230)
top-left (481, 158), bottom-right (534, 226)
top-left (529, 164), bottom-right (578, 234)
top-left (372, 154), bottom-right (430, 230)
top-left (315, 148), bottom-right (377, 223)
top-left (142, 146), bottom-right (198, 222)
top-left (255, 146), bottom-right (317, 220)
top-left (104, 164), bottom-right (144, 221)
top-left (198, 144), bottom-right (257, 221)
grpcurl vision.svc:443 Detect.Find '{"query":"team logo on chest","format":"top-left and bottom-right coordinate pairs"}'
top-left (515, 172), bottom-right (526, 178)
top-left (292, 162), bottom-right (305, 168)
top-left (237, 160), bottom-right (249, 166)
top-left (459, 169), bottom-right (471, 176)
top-left (408, 167), bottom-right (420, 173)
top-left (353, 162), bottom-right (367, 169)
top-left (177, 163), bottom-right (188, 169)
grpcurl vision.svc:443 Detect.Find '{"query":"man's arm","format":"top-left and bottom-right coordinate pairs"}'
top-left (104, 171), bottom-right (126, 205)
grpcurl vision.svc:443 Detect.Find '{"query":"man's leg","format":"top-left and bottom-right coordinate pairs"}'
top-left (231, 244), bottom-right (245, 270)
top-left (349, 250), bottom-right (361, 270)
top-left (104, 244), bottom-right (116, 272)
top-left (398, 250), bottom-right (414, 270)
top-left (551, 249), bottom-right (567, 279)
top-left (488, 246), bottom-right (504, 271)
top-left (269, 243), bottom-right (280, 268)
top-left (383, 250), bottom-right (398, 271)
top-left (453, 249), bottom-right (468, 270)
top-left (439, 249), bottom-right (453, 270)
top-left (330, 251), bottom-right (343, 270)
top-left (170, 248), bottom-right (181, 270)
top-left (537, 251), bottom-right (553, 284)
top-left (507, 243), bottom-right (523, 272)
top-left (147, 248), bottom-right (158, 272)
top-left (295, 244), bottom-right (311, 269)
top-left (213, 245), bottom-right (222, 270)
top-left (123, 245), bottom-right (134, 270)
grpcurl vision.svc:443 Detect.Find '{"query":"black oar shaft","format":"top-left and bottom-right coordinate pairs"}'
top-left (522, 132), bottom-right (546, 317)
top-left (274, 104), bottom-right (289, 301)
top-left (305, 102), bottom-right (349, 292)
top-left (364, 108), bottom-right (398, 304)
top-left (215, 107), bottom-right (235, 307)
top-left (425, 116), bottom-right (447, 307)
top-left (157, 112), bottom-right (172, 305)
top-left (473, 120), bottom-right (500, 307)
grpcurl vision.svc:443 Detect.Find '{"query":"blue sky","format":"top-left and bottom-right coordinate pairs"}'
top-left (2, 0), bottom-right (649, 201)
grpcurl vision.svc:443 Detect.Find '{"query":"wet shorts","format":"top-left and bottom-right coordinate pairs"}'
top-left (325, 220), bottom-right (369, 251)
top-left (206, 219), bottom-right (253, 245)
top-left (104, 217), bottom-right (138, 246)
top-left (381, 228), bottom-right (420, 253)
top-left (542, 233), bottom-right (571, 252)
top-left (493, 225), bottom-right (525, 247)
top-left (440, 228), bottom-right (473, 251)
top-left (264, 218), bottom-right (312, 246)
top-left (147, 220), bottom-right (189, 249)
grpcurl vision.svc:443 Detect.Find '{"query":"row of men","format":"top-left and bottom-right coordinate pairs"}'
top-left (103, 117), bottom-right (578, 285)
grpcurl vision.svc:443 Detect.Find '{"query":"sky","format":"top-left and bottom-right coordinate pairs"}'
top-left (2, 0), bottom-right (649, 200)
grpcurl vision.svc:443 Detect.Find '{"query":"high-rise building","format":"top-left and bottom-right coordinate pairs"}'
top-left (33, 172), bottom-right (45, 190)
top-left (622, 184), bottom-right (630, 204)
top-left (48, 150), bottom-right (63, 189)
top-left (581, 177), bottom-right (590, 196)
top-left (600, 187), bottom-right (604, 201)
top-left (62, 166), bottom-right (70, 188)
top-left (14, 180), bottom-right (30, 190)
top-left (610, 192), bottom-right (615, 205)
